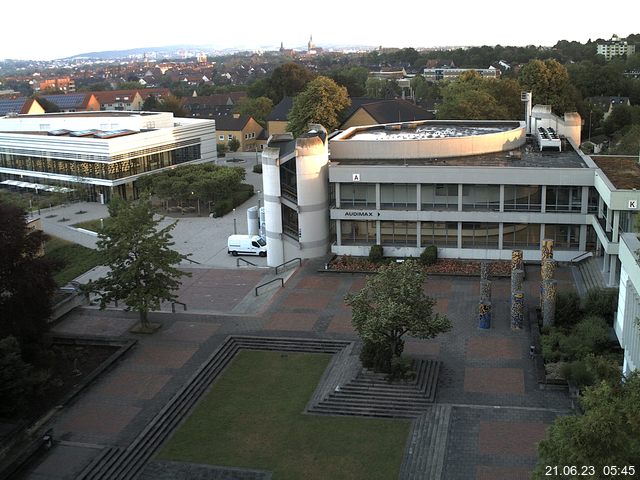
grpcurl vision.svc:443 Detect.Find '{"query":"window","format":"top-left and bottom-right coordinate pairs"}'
top-left (380, 221), bottom-right (417, 246)
top-left (462, 185), bottom-right (500, 211)
top-left (503, 223), bottom-right (540, 248)
top-left (340, 220), bottom-right (376, 245)
top-left (545, 186), bottom-right (582, 212)
top-left (219, 135), bottom-right (224, 141)
top-left (228, 134), bottom-right (233, 140)
top-left (421, 184), bottom-right (457, 210)
top-left (340, 183), bottom-right (376, 208)
top-left (544, 224), bottom-right (580, 249)
top-left (504, 185), bottom-right (541, 212)
top-left (282, 204), bottom-right (299, 239)
top-left (380, 184), bottom-right (416, 210)
top-left (461, 223), bottom-right (500, 248)
top-left (421, 222), bottom-right (457, 247)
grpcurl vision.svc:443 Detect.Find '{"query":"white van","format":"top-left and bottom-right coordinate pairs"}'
top-left (227, 235), bottom-right (267, 257)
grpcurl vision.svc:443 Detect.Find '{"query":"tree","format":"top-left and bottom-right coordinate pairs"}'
top-left (0, 201), bottom-right (56, 343)
top-left (142, 94), bottom-right (160, 111)
top-left (228, 138), bottom-right (240, 152)
top-left (287, 76), bottom-right (351, 137)
top-left (344, 260), bottom-right (451, 371)
top-left (157, 94), bottom-right (187, 117)
top-left (264, 62), bottom-right (316, 104)
top-left (0, 336), bottom-right (43, 416)
top-left (518, 59), bottom-right (579, 114)
top-left (87, 197), bottom-right (190, 330)
top-left (235, 96), bottom-right (273, 127)
top-left (534, 372), bottom-right (640, 478)
top-left (329, 66), bottom-right (369, 97)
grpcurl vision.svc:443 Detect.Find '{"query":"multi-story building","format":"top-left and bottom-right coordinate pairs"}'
top-left (615, 233), bottom-right (640, 375)
top-left (597, 34), bottom-right (636, 60)
top-left (0, 111), bottom-right (216, 202)
top-left (422, 67), bottom-right (499, 81)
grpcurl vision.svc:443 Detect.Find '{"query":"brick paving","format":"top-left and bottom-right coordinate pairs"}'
top-left (24, 259), bottom-right (575, 480)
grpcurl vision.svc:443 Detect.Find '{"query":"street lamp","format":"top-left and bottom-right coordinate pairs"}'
top-left (233, 208), bottom-right (237, 234)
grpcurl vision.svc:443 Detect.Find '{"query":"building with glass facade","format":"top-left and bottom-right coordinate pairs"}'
top-left (0, 111), bottom-right (216, 201)
top-left (262, 113), bottom-right (640, 287)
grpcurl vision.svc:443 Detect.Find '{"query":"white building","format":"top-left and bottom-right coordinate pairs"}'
top-left (0, 111), bottom-right (216, 201)
top-left (615, 233), bottom-right (640, 375)
top-left (597, 34), bottom-right (636, 60)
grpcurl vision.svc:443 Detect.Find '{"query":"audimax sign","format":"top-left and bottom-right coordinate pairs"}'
top-left (343, 211), bottom-right (381, 217)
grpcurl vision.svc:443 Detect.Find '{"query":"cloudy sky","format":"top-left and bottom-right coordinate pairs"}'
top-left (2, 0), bottom-right (638, 60)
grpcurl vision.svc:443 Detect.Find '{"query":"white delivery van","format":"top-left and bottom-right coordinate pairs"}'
top-left (227, 235), bottom-right (267, 257)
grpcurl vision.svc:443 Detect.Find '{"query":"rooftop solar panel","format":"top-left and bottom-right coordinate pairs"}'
top-left (0, 98), bottom-right (27, 116)
top-left (42, 94), bottom-right (86, 109)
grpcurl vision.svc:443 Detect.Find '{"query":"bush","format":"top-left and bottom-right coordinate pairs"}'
top-left (388, 355), bottom-right (416, 381)
top-left (419, 245), bottom-right (438, 266)
top-left (555, 291), bottom-right (583, 330)
top-left (584, 287), bottom-right (618, 324)
top-left (541, 328), bottom-right (566, 362)
top-left (369, 244), bottom-right (384, 263)
top-left (561, 354), bottom-right (621, 389)
top-left (564, 315), bottom-right (611, 360)
top-left (212, 199), bottom-right (233, 217)
top-left (253, 163), bottom-right (263, 174)
top-left (561, 360), bottom-right (594, 388)
top-left (0, 336), bottom-right (47, 416)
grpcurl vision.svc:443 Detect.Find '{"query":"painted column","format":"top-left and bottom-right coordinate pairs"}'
top-left (511, 269), bottom-right (525, 294)
top-left (542, 280), bottom-right (557, 326)
top-left (480, 280), bottom-right (492, 303)
top-left (541, 239), bottom-right (554, 260)
top-left (511, 291), bottom-right (525, 329)
top-left (480, 262), bottom-right (489, 281)
top-left (479, 301), bottom-right (491, 329)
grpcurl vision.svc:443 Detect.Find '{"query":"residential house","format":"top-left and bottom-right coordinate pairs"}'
top-left (94, 90), bottom-right (144, 111)
top-left (266, 96), bottom-right (294, 136)
top-left (216, 114), bottom-right (264, 152)
top-left (40, 93), bottom-right (100, 112)
top-left (0, 97), bottom-right (45, 116)
top-left (37, 77), bottom-right (75, 93)
top-left (585, 96), bottom-right (631, 120)
top-left (340, 98), bottom-right (435, 129)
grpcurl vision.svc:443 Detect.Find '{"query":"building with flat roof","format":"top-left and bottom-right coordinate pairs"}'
top-left (0, 111), bottom-right (216, 201)
top-left (597, 35), bottom-right (636, 60)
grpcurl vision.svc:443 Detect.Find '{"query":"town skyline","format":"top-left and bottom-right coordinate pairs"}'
top-left (2, 0), bottom-right (638, 61)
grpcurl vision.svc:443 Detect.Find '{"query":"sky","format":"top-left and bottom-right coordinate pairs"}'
top-left (2, 0), bottom-right (638, 61)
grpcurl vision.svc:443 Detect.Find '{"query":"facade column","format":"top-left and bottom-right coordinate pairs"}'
top-left (603, 252), bottom-right (610, 274)
top-left (375, 183), bottom-right (381, 210)
top-left (336, 220), bottom-right (342, 246)
top-left (609, 255), bottom-right (618, 287)
top-left (458, 184), bottom-right (463, 212)
top-left (598, 196), bottom-right (604, 219)
top-left (376, 220), bottom-right (381, 245)
top-left (581, 186), bottom-right (589, 215)
top-left (498, 223), bottom-right (504, 251)
top-left (499, 185), bottom-right (505, 213)
top-left (541, 185), bottom-right (547, 213)
top-left (416, 184), bottom-right (421, 211)
top-left (539, 224), bottom-right (545, 250)
top-left (335, 183), bottom-right (341, 208)
top-left (457, 222), bottom-right (462, 249)
top-left (613, 210), bottom-right (620, 242)
top-left (416, 222), bottom-right (422, 249)
top-left (579, 224), bottom-right (587, 251)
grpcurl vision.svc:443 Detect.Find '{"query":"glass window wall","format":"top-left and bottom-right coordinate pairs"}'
top-left (380, 184), bottom-right (416, 210)
top-left (420, 222), bottom-right (458, 247)
top-left (340, 183), bottom-right (376, 208)
top-left (461, 223), bottom-right (500, 248)
top-left (380, 221), bottom-right (417, 246)
top-left (503, 185), bottom-right (541, 212)
top-left (502, 223), bottom-right (540, 248)
top-left (462, 185), bottom-right (500, 211)
top-left (421, 184), bottom-right (458, 210)
top-left (340, 220), bottom-right (377, 245)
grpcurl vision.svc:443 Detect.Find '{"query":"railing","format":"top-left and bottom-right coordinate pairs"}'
top-left (570, 251), bottom-right (593, 264)
top-left (255, 278), bottom-right (284, 296)
top-left (237, 257), bottom-right (258, 267)
top-left (275, 257), bottom-right (301, 275)
top-left (171, 301), bottom-right (187, 313)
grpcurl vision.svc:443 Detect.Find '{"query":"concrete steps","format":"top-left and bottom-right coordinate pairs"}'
top-left (76, 336), bottom-right (352, 480)
top-left (399, 404), bottom-right (452, 480)
top-left (308, 359), bottom-right (441, 419)
top-left (578, 257), bottom-right (606, 294)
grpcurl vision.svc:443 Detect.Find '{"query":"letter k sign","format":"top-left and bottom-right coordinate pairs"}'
top-left (629, 200), bottom-right (638, 209)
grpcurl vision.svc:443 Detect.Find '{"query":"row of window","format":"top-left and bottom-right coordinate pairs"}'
top-left (337, 183), bottom-right (598, 213)
top-left (0, 144), bottom-right (201, 181)
top-left (337, 220), bottom-right (584, 249)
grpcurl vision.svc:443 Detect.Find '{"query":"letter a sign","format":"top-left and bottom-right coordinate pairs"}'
top-left (352, 173), bottom-right (360, 182)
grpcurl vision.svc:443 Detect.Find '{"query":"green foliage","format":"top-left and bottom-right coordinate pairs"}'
top-left (228, 137), bottom-right (240, 152)
top-left (0, 336), bottom-right (47, 416)
top-left (142, 94), bottom-right (160, 111)
top-left (555, 290), bottom-right (583, 329)
top-left (87, 197), bottom-right (190, 327)
top-left (0, 201), bottom-right (56, 343)
top-left (255, 62), bottom-right (316, 104)
top-left (584, 287), bottom-right (618, 324)
top-left (437, 74), bottom-right (522, 120)
top-left (235, 96), bottom-right (273, 127)
top-left (287, 76), bottom-right (351, 137)
top-left (368, 244), bottom-right (384, 263)
top-left (534, 372), bottom-right (640, 478)
top-left (217, 142), bottom-right (228, 157)
top-left (329, 66), bottom-right (369, 97)
top-left (562, 353), bottom-right (622, 389)
top-left (345, 260), bottom-right (452, 372)
top-left (365, 78), bottom-right (400, 99)
top-left (542, 316), bottom-right (611, 362)
top-left (212, 183), bottom-right (254, 217)
top-left (360, 340), bottom-right (394, 373)
top-left (253, 163), bottom-right (263, 174)
top-left (609, 124), bottom-right (640, 154)
top-left (419, 245), bottom-right (438, 266)
top-left (518, 59), bottom-right (579, 114)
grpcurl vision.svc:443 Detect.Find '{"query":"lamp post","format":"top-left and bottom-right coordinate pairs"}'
top-left (588, 109), bottom-right (592, 143)
top-left (233, 208), bottom-right (237, 234)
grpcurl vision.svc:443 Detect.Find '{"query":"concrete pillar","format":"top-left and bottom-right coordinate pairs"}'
top-left (458, 184), bottom-right (463, 212)
top-left (511, 291), bottom-right (525, 329)
top-left (376, 220), bottom-right (381, 245)
top-left (613, 210), bottom-right (620, 242)
top-left (541, 258), bottom-right (556, 281)
top-left (609, 255), bottom-right (618, 287)
top-left (416, 184), bottom-right (421, 211)
top-left (598, 196), bottom-right (604, 218)
top-left (511, 269), bottom-right (525, 294)
top-left (499, 185), bottom-right (505, 213)
top-left (603, 252), bottom-right (610, 274)
top-left (539, 225), bottom-right (545, 249)
top-left (457, 222), bottom-right (462, 249)
top-left (581, 186), bottom-right (589, 215)
top-left (262, 146), bottom-right (284, 267)
top-left (542, 239), bottom-right (554, 260)
top-left (541, 185), bottom-right (547, 213)
top-left (479, 301), bottom-right (491, 329)
top-left (498, 223), bottom-right (504, 250)
top-left (579, 224), bottom-right (587, 251)
top-left (336, 220), bottom-right (342, 246)
top-left (375, 183), bottom-right (381, 210)
top-left (335, 183), bottom-right (341, 208)
top-left (295, 126), bottom-right (330, 260)
top-left (511, 249), bottom-right (524, 271)
top-left (480, 262), bottom-right (489, 281)
top-left (416, 222), bottom-right (422, 249)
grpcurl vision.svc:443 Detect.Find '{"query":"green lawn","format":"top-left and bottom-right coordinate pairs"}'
top-left (158, 350), bottom-right (411, 480)
top-left (44, 236), bottom-right (102, 285)
top-left (72, 218), bottom-right (111, 232)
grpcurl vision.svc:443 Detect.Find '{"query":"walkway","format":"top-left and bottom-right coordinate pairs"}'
top-left (22, 260), bottom-right (574, 480)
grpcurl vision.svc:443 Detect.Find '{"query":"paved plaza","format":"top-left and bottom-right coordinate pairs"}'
top-left (20, 256), bottom-right (577, 480)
